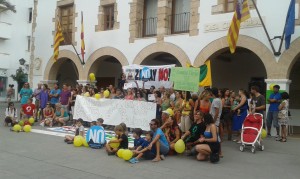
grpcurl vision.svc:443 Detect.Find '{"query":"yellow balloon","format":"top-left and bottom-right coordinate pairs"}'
top-left (109, 137), bottom-right (120, 149)
top-left (117, 149), bottom-right (124, 158)
top-left (74, 136), bottom-right (83, 147)
top-left (104, 90), bottom-right (110, 98)
top-left (89, 73), bottom-right (95, 79)
top-left (261, 129), bottom-right (267, 139)
top-left (13, 124), bottom-right (22, 132)
top-left (79, 136), bottom-right (89, 147)
top-left (91, 76), bottom-right (96, 82)
top-left (84, 92), bottom-right (90, 97)
top-left (29, 117), bottom-right (35, 124)
top-left (122, 149), bottom-right (133, 161)
top-left (269, 84), bottom-right (275, 90)
top-left (23, 125), bottom-right (31, 132)
top-left (174, 139), bottom-right (185, 154)
top-left (94, 93), bottom-right (101, 100)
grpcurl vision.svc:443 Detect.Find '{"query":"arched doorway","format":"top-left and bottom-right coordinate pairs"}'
top-left (87, 56), bottom-right (122, 88)
top-left (50, 58), bottom-right (79, 88)
top-left (133, 42), bottom-right (191, 66)
top-left (289, 54), bottom-right (300, 109)
top-left (141, 52), bottom-right (182, 66)
top-left (208, 47), bottom-right (267, 92)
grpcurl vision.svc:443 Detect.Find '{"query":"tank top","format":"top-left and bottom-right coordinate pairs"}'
top-left (45, 108), bottom-right (53, 116)
top-left (182, 100), bottom-right (192, 115)
top-left (199, 100), bottom-right (210, 114)
top-left (204, 131), bottom-right (213, 138)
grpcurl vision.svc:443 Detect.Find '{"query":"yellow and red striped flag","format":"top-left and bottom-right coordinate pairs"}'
top-left (227, 0), bottom-right (250, 53)
top-left (53, 20), bottom-right (64, 61)
top-left (81, 11), bottom-right (85, 63)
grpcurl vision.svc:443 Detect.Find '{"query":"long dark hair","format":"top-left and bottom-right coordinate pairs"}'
top-left (239, 89), bottom-right (249, 98)
top-left (221, 88), bottom-right (229, 98)
top-left (7, 102), bottom-right (16, 115)
top-left (203, 113), bottom-right (214, 125)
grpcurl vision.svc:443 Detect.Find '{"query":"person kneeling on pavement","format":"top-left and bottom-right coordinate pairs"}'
top-left (4, 102), bottom-right (18, 127)
top-left (181, 110), bottom-right (206, 155)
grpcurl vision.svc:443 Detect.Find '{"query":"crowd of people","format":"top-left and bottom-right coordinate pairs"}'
top-left (4, 80), bottom-right (290, 163)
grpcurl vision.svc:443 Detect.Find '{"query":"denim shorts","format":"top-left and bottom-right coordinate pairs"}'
top-left (267, 111), bottom-right (279, 128)
top-left (153, 140), bottom-right (169, 155)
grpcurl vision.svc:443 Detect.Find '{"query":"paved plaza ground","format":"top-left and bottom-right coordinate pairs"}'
top-left (0, 102), bottom-right (300, 179)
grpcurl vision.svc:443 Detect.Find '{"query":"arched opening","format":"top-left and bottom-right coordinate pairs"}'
top-left (141, 52), bottom-right (182, 67)
top-left (289, 53), bottom-right (300, 109)
top-left (209, 47), bottom-right (267, 93)
top-left (88, 56), bottom-right (122, 88)
top-left (53, 58), bottom-right (79, 88)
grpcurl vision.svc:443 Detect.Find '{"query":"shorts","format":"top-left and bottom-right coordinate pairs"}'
top-left (143, 150), bottom-right (156, 160)
top-left (62, 116), bottom-right (69, 122)
top-left (267, 111), bottom-right (279, 128)
top-left (207, 142), bottom-right (220, 153)
top-left (154, 140), bottom-right (169, 155)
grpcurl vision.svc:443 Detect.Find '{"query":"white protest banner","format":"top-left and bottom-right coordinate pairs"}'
top-left (73, 96), bottom-right (156, 130)
top-left (122, 64), bottom-right (175, 89)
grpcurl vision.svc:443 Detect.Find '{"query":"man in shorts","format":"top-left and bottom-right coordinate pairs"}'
top-left (267, 85), bottom-right (281, 139)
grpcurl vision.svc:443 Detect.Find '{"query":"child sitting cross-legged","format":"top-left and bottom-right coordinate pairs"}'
top-left (106, 124), bottom-right (128, 155)
top-left (129, 128), bottom-right (145, 150)
top-left (64, 118), bottom-right (85, 144)
top-left (129, 131), bottom-right (155, 164)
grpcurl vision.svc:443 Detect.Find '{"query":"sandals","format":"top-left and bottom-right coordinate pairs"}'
top-left (281, 138), bottom-right (287, 142)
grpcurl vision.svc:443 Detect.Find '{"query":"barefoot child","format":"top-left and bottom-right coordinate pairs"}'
top-left (64, 118), bottom-right (84, 144)
top-left (106, 125), bottom-right (128, 155)
top-left (129, 131), bottom-right (155, 164)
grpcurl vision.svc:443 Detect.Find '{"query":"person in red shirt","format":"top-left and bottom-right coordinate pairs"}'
top-left (21, 98), bottom-right (36, 119)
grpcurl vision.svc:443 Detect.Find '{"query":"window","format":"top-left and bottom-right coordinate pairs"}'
top-left (28, 8), bottom-right (32, 23)
top-left (212, 0), bottom-right (256, 14)
top-left (171, 0), bottom-right (190, 34)
top-left (141, 0), bottom-right (158, 37)
top-left (103, 5), bottom-right (114, 30)
top-left (27, 36), bottom-right (31, 51)
top-left (0, 77), bottom-right (7, 98)
top-left (60, 5), bottom-right (73, 45)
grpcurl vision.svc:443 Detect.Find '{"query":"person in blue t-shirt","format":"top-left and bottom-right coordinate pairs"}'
top-left (147, 119), bottom-right (170, 162)
top-left (130, 128), bottom-right (145, 150)
top-left (129, 131), bottom-right (155, 164)
top-left (267, 85), bottom-right (282, 138)
top-left (49, 83), bottom-right (61, 108)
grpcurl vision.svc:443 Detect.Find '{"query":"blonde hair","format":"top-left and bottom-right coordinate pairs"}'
top-left (55, 103), bottom-right (62, 108)
top-left (114, 125), bottom-right (124, 133)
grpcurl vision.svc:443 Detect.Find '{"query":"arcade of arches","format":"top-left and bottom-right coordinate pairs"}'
top-left (43, 38), bottom-right (300, 111)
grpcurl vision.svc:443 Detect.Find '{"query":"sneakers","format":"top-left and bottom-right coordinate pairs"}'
top-left (129, 158), bottom-right (139, 164)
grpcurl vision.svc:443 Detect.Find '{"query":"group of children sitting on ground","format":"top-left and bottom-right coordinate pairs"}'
top-left (63, 110), bottom-right (219, 164)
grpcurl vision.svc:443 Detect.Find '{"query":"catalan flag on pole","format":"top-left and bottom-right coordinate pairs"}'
top-left (81, 11), bottom-right (85, 63)
top-left (53, 20), bottom-right (64, 61)
top-left (227, 0), bottom-right (251, 53)
top-left (186, 60), bottom-right (212, 87)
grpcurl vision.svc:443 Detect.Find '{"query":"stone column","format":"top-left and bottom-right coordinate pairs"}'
top-left (157, 0), bottom-right (171, 42)
top-left (129, 0), bottom-right (144, 43)
top-left (265, 79), bottom-right (292, 136)
top-left (189, 0), bottom-right (200, 36)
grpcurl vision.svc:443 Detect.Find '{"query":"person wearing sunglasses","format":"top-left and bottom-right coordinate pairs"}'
top-left (41, 102), bottom-right (54, 127)
top-left (147, 119), bottom-right (169, 162)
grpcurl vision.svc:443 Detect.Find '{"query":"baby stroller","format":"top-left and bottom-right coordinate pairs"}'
top-left (239, 113), bottom-right (264, 153)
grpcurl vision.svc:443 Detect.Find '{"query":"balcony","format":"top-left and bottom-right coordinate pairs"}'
top-left (136, 17), bottom-right (157, 38)
top-left (168, 12), bottom-right (190, 34)
top-left (0, 21), bottom-right (12, 40)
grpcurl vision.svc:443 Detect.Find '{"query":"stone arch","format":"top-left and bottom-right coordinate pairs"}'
top-left (43, 50), bottom-right (83, 81)
top-left (84, 47), bottom-right (128, 79)
top-left (194, 35), bottom-right (277, 78)
top-left (278, 37), bottom-right (300, 78)
top-left (133, 42), bottom-right (191, 66)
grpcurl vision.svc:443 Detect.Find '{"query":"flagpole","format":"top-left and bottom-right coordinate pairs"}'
top-left (250, 0), bottom-right (278, 56)
top-left (56, 15), bottom-right (85, 65)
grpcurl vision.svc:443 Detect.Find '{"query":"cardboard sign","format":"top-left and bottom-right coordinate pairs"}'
top-left (170, 67), bottom-right (200, 92)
